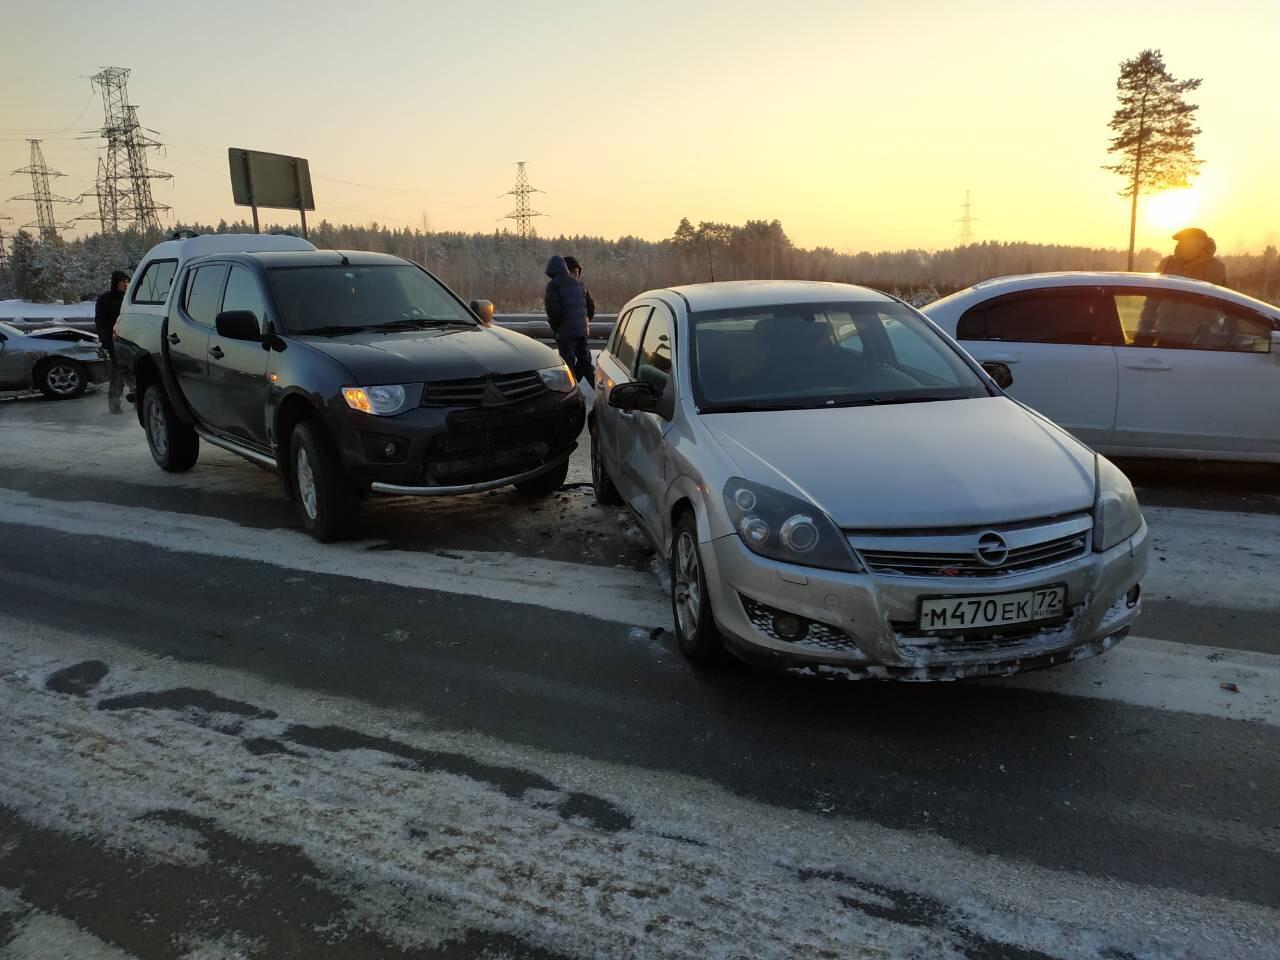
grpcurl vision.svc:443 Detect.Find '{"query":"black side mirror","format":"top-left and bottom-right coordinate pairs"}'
top-left (608, 381), bottom-right (659, 414)
top-left (982, 361), bottom-right (1014, 390)
top-left (215, 310), bottom-right (262, 342)
top-left (470, 299), bottom-right (495, 326)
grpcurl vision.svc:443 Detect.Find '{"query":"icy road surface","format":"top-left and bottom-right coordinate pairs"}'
top-left (1, 390), bottom-right (1278, 958)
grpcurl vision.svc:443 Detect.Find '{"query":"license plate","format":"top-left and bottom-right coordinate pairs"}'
top-left (918, 585), bottom-right (1066, 632)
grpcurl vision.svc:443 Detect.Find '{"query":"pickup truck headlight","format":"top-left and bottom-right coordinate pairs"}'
top-left (1094, 456), bottom-right (1143, 552)
top-left (723, 478), bottom-right (862, 573)
top-left (538, 363), bottom-right (576, 393)
top-left (342, 384), bottom-right (414, 416)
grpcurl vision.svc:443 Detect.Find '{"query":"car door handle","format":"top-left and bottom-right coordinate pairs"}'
top-left (209, 346), bottom-right (224, 360)
top-left (166, 333), bottom-right (181, 345)
top-left (1124, 359), bottom-right (1171, 371)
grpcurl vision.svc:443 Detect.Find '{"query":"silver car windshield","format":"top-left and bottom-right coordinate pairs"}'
top-left (690, 301), bottom-right (990, 412)
top-left (268, 265), bottom-right (476, 334)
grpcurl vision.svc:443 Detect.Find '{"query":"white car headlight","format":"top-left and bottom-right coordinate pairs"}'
top-left (538, 363), bottom-right (576, 393)
top-left (1094, 456), bottom-right (1143, 552)
top-left (342, 384), bottom-right (412, 416)
top-left (723, 478), bottom-right (862, 573)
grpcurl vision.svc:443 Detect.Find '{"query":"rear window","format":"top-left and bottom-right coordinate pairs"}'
top-left (131, 259), bottom-right (178, 305)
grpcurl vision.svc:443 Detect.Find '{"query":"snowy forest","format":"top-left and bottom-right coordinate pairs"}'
top-left (4, 217), bottom-right (1278, 311)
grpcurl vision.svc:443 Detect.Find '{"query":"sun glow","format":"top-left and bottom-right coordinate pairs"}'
top-left (1145, 189), bottom-right (1201, 232)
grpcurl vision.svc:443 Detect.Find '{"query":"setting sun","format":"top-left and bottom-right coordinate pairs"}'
top-left (1145, 188), bottom-right (1202, 232)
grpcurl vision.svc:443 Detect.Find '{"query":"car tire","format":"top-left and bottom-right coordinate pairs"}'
top-left (142, 384), bottom-right (199, 472)
top-left (290, 420), bottom-right (359, 542)
top-left (36, 359), bottom-right (87, 400)
top-left (590, 425), bottom-right (623, 506)
top-left (670, 511), bottom-right (725, 666)
top-left (515, 458), bottom-right (570, 497)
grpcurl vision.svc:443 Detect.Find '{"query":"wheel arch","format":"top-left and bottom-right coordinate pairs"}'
top-left (273, 390), bottom-right (323, 497)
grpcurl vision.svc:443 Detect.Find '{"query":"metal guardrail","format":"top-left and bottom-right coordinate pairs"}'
top-left (5, 313), bottom-right (618, 343)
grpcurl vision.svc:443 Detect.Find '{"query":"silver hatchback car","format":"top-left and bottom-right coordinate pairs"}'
top-left (590, 281), bottom-right (1149, 679)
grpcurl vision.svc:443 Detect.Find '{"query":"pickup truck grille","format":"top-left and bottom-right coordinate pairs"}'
top-left (421, 371), bottom-right (546, 407)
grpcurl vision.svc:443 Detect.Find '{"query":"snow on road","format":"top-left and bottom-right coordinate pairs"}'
top-left (2, 621), bottom-right (1276, 960)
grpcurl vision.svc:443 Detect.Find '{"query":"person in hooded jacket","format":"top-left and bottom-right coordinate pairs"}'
top-left (544, 255), bottom-right (593, 386)
top-left (1157, 227), bottom-right (1227, 286)
top-left (94, 269), bottom-right (129, 413)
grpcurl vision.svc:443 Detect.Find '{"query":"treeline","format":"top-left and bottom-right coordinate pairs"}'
top-left (4, 217), bottom-right (1277, 310)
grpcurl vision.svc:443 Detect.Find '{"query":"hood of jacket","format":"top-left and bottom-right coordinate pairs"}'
top-left (545, 256), bottom-right (568, 279)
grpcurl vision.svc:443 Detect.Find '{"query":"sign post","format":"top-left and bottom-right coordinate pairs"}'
top-left (228, 148), bottom-right (315, 237)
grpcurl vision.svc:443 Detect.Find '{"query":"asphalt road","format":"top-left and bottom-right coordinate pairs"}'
top-left (1, 389), bottom-right (1278, 959)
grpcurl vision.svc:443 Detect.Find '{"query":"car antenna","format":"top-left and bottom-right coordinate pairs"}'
top-left (308, 232), bottom-right (350, 265)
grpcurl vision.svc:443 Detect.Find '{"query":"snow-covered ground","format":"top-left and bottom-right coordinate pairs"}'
top-left (0, 299), bottom-right (95, 322)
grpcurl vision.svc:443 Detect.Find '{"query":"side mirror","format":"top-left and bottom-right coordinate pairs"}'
top-left (215, 310), bottom-right (262, 342)
top-left (982, 361), bottom-right (1014, 389)
top-left (608, 380), bottom-right (660, 414)
top-left (470, 299), bottom-right (495, 326)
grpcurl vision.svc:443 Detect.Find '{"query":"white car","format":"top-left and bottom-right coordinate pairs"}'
top-left (923, 273), bottom-right (1280, 462)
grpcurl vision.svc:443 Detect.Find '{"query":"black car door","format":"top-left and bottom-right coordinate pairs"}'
top-left (207, 264), bottom-right (273, 447)
top-left (168, 262), bottom-right (227, 419)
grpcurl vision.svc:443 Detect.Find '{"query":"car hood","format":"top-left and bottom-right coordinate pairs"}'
top-left (295, 325), bottom-right (561, 384)
top-left (702, 397), bottom-right (1096, 529)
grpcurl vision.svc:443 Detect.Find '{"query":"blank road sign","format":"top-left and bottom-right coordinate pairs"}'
top-left (228, 148), bottom-right (314, 211)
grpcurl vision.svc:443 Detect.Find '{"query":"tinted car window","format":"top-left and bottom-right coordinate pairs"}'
top-left (613, 306), bottom-right (650, 372)
top-left (184, 264), bottom-right (229, 326)
top-left (221, 266), bottom-right (268, 329)
top-left (1116, 292), bottom-right (1273, 353)
top-left (132, 259), bottom-right (177, 305)
top-left (636, 306), bottom-right (674, 388)
top-left (267, 264), bottom-right (473, 333)
top-left (691, 301), bottom-right (987, 411)
top-left (958, 292), bottom-right (1116, 345)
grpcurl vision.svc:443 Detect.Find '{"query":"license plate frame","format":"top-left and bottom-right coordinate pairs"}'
top-left (916, 584), bottom-right (1068, 634)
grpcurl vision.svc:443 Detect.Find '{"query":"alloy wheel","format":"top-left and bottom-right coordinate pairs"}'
top-left (674, 531), bottom-right (702, 637)
top-left (46, 363), bottom-right (82, 396)
top-left (296, 448), bottom-right (318, 521)
top-left (147, 400), bottom-right (168, 459)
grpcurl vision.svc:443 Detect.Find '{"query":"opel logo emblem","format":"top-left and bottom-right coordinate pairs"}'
top-left (975, 531), bottom-right (1009, 568)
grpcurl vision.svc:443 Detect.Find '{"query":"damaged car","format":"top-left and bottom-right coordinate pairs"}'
top-left (0, 321), bottom-right (109, 399)
top-left (590, 281), bottom-right (1149, 679)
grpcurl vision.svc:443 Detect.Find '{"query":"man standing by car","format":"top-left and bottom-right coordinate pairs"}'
top-left (544, 255), bottom-right (592, 386)
top-left (1158, 227), bottom-right (1227, 286)
top-left (94, 269), bottom-right (129, 414)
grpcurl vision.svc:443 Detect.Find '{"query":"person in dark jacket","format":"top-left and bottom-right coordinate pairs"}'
top-left (544, 255), bottom-right (592, 385)
top-left (94, 270), bottom-right (129, 413)
top-left (1157, 227), bottom-right (1227, 286)
top-left (563, 256), bottom-right (595, 328)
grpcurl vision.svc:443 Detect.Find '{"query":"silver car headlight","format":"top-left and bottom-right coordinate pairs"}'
top-left (538, 363), bottom-right (576, 393)
top-left (341, 384), bottom-right (416, 416)
top-left (1094, 456), bottom-right (1143, 552)
top-left (723, 478), bottom-right (862, 573)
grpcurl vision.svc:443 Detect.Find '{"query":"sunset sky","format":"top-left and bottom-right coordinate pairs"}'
top-left (4, 0), bottom-right (1276, 253)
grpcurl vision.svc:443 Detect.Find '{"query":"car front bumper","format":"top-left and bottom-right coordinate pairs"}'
top-left (699, 518), bottom-right (1149, 680)
top-left (328, 388), bottom-right (586, 494)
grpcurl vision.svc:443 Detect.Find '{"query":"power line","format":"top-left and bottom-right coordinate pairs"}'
top-left (10, 139), bottom-right (78, 240)
top-left (87, 66), bottom-right (172, 233)
top-left (499, 162), bottom-right (544, 245)
top-left (955, 189), bottom-right (977, 245)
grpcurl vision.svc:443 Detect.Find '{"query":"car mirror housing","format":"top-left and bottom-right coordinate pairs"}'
top-left (215, 310), bottom-right (263, 342)
top-left (982, 361), bottom-right (1014, 389)
top-left (470, 299), bottom-right (495, 325)
top-left (608, 381), bottom-right (660, 414)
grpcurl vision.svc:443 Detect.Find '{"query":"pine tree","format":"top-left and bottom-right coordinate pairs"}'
top-left (9, 231), bottom-right (38, 301)
top-left (1104, 49), bottom-right (1202, 270)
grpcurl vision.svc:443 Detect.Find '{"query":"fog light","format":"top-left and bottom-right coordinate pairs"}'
top-left (384, 442), bottom-right (398, 458)
top-left (1126, 584), bottom-right (1141, 608)
top-left (772, 613), bottom-right (807, 640)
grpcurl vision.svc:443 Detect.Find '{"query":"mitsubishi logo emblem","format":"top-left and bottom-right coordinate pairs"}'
top-left (482, 380), bottom-right (507, 406)
top-left (974, 531), bottom-right (1010, 568)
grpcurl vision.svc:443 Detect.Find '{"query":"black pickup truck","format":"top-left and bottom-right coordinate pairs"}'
top-left (114, 237), bottom-right (584, 540)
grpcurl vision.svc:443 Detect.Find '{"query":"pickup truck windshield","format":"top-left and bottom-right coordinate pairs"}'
top-left (268, 264), bottom-right (475, 334)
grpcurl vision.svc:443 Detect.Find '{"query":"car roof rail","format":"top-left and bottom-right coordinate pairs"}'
top-left (171, 229), bottom-right (201, 240)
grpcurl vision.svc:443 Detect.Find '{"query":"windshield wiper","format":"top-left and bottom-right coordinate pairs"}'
top-left (376, 318), bottom-right (470, 331)
top-left (860, 394), bottom-right (972, 406)
top-left (301, 324), bottom-right (370, 337)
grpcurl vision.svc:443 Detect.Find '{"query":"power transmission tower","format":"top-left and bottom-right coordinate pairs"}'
top-left (955, 189), bottom-right (977, 245)
top-left (0, 211), bottom-right (12, 272)
top-left (500, 162), bottom-right (544, 244)
top-left (10, 139), bottom-right (78, 240)
top-left (89, 66), bottom-right (172, 233)
top-left (76, 158), bottom-right (115, 233)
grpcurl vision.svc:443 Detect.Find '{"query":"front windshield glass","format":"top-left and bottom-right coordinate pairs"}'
top-left (267, 264), bottom-right (475, 334)
top-left (691, 300), bottom-right (989, 411)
